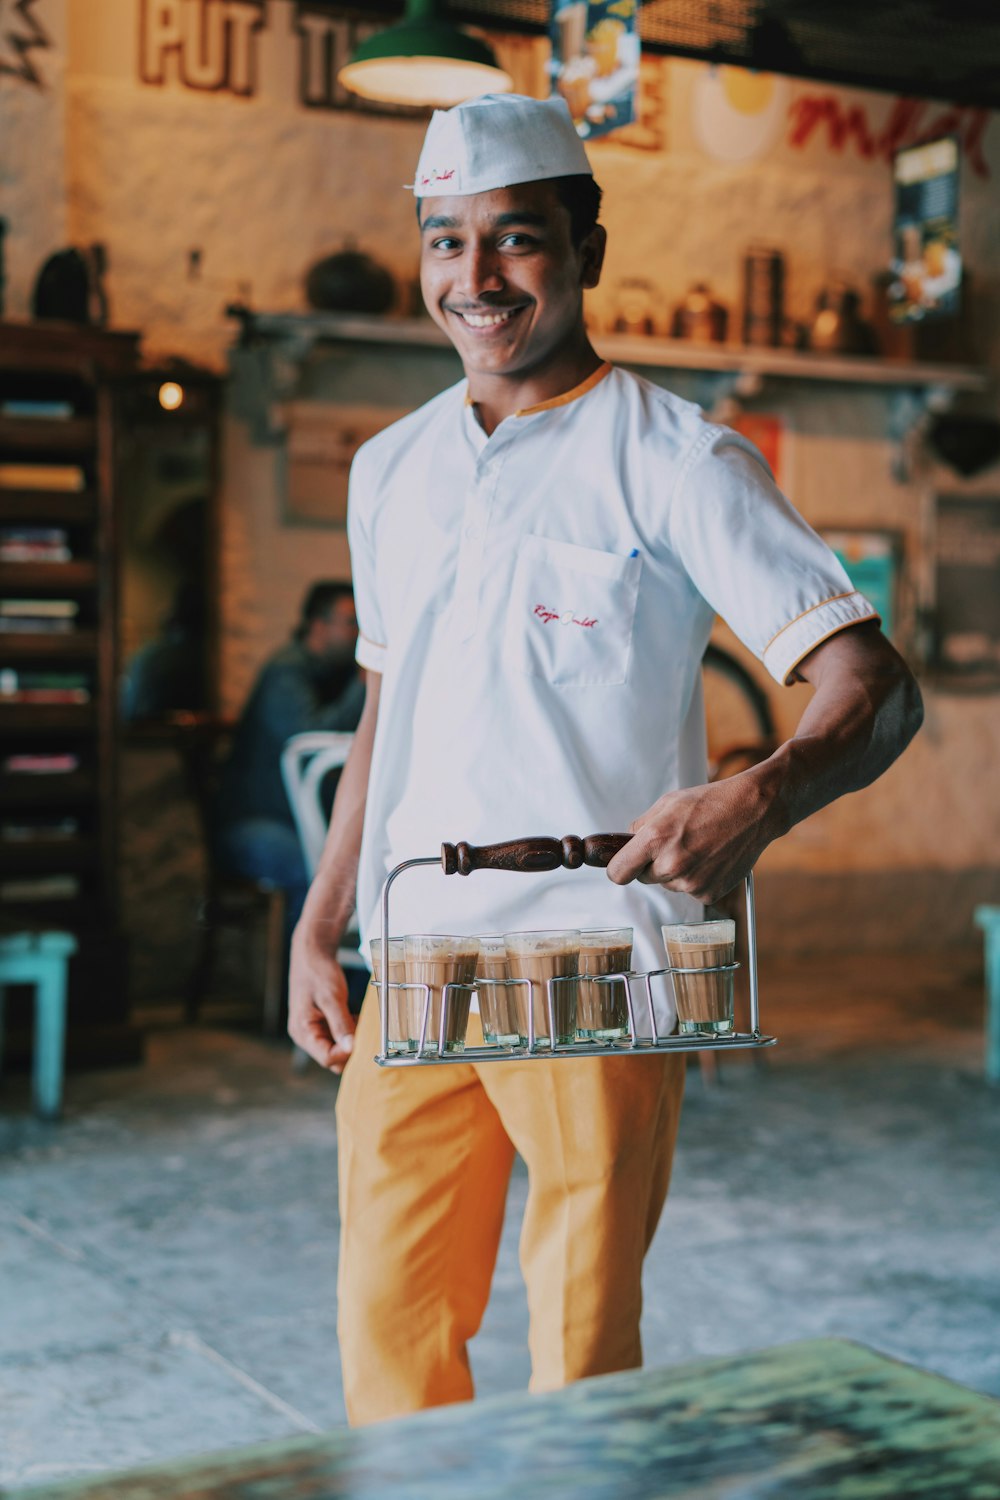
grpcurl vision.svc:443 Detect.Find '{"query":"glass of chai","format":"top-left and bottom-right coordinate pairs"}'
top-left (504, 929), bottom-right (580, 1048)
top-left (578, 926), bottom-right (633, 1041)
top-left (403, 935), bottom-right (480, 1054)
top-left (661, 919), bottom-right (736, 1035)
top-left (476, 936), bottom-right (519, 1047)
top-left (369, 937), bottom-right (409, 1054)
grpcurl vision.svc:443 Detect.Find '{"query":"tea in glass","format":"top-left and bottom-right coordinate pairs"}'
top-left (504, 929), bottom-right (580, 1048)
top-left (661, 919), bottom-right (736, 1034)
top-left (403, 935), bottom-right (479, 1054)
top-left (578, 926), bottom-right (633, 1040)
top-left (476, 935), bottom-right (519, 1047)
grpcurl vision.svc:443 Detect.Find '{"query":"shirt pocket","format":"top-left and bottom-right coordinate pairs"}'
top-left (504, 535), bottom-right (642, 687)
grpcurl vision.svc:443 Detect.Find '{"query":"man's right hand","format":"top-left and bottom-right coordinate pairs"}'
top-left (288, 922), bottom-right (358, 1073)
top-left (286, 669), bottom-right (381, 1073)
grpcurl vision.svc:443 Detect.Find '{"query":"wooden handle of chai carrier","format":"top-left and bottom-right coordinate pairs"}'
top-left (441, 832), bottom-right (631, 876)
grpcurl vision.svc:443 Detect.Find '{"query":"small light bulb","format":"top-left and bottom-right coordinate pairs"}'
top-left (158, 381), bottom-right (184, 411)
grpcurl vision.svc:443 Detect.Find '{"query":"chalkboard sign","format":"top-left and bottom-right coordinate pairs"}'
top-left (933, 493), bottom-right (1000, 685)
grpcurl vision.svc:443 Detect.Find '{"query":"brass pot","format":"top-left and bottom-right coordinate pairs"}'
top-left (671, 283), bottom-right (728, 344)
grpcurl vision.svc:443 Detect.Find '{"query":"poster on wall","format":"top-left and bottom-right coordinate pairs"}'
top-left (889, 136), bottom-right (962, 324)
top-left (549, 0), bottom-right (639, 140)
top-left (931, 494), bottom-right (1000, 684)
top-left (820, 528), bottom-right (900, 642)
top-left (281, 403), bottom-right (408, 528)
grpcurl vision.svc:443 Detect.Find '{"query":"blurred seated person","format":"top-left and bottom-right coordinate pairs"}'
top-left (120, 580), bottom-right (207, 722)
top-left (213, 582), bottom-right (364, 948)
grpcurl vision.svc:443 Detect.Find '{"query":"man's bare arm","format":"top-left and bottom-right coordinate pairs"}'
top-left (607, 623), bottom-right (923, 903)
top-left (288, 670), bottom-right (381, 1071)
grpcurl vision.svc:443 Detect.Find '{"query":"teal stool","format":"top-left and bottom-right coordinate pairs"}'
top-left (974, 906), bottom-right (1000, 1085)
top-left (0, 932), bottom-right (77, 1119)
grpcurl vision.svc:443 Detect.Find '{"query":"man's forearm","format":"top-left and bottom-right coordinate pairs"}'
top-left (753, 622), bottom-right (924, 842)
top-left (298, 671), bottom-right (381, 944)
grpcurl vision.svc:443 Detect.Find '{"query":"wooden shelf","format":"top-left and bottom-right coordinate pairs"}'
top-left (0, 559), bottom-right (97, 592)
top-left (0, 489), bottom-right (96, 523)
top-left (0, 771), bottom-right (96, 808)
top-left (0, 629), bottom-right (98, 659)
top-left (0, 838), bottom-right (98, 873)
top-left (0, 702), bottom-right (96, 733)
top-left (597, 334), bottom-right (991, 391)
top-left (0, 414), bottom-right (96, 451)
top-left (233, 310), bottom-right (991, 393)
top-left (0, 894), bottom-right (98, 925)
top-left (0, 319), bottom-right (140, 375)
top-left (0, 320), bottom-right (140, 1053)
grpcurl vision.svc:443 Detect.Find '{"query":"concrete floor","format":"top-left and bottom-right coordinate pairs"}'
top-left (1, 950), bottom-right (998, 1491)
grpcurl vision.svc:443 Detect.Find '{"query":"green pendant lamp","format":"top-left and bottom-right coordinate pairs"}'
top-left (338, 0), bottom-right (513, 107)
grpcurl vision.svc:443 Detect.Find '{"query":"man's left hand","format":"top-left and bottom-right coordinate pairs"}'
top-left (606, 772), bottom-right (779, 906)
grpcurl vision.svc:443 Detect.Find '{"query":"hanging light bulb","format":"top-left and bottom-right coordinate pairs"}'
top-left (158, 381), bottom-right (184, 412)
top-left (338, 0), bottom-right (513, 108)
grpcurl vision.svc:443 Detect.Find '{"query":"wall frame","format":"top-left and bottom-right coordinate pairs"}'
top-left (819, 526), bottom-right (903, 642)
top-left (929, 492), bottom-right (1000, 687)
top-left (280, 401), bottom-right (408, 529)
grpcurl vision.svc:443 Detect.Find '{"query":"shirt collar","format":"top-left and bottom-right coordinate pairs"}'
top-left (514, 361), bottom-right (613, 417)
top-left (463, 361), bottom-right (614, 433)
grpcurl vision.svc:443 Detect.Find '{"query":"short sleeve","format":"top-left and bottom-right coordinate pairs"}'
top-left (346, 442), bottom-right (388, 674)
top-left (668, 427), bottom-right (880, 684)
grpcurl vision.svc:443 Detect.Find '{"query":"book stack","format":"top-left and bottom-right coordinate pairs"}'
top-left (1, 815), bottom-right (79, 842)
top-left (0, 668), bottom-right (91, 703)
top-left (0, 398), bottom-right (75, 420)
top-left (0, 462), bottom-right (86, 492)
top-left (0, 525), bottom-right (72, 562)
top-left (3, 751), bottom-right (81, 774)
top-left (0, 874), bottom-right (80, 902)
top-left (0, 599), bottom-right (80, 633)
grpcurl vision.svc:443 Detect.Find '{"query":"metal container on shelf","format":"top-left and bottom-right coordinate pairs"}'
top-left (671, 283), bottom-right (729, 344)
top-left (742, 246), bottom-right (785, 348)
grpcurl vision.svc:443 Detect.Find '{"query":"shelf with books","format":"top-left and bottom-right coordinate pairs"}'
top-left (0, 665), bottom-right (93, 701)
top-left (0, 878), bottom-right (92, 917)
top-left (0, 489), bottom-right (97, 524)
top-left (0, 901), bottom-right (104, 940)
top-left (0, 319), bottom-right (141, 1057)
top-left (0, 529), bottom-right (72, 564)
top-left (0, 699), bottom-right (96, 733)
top-left (0, 837), bottom-right (98, 874)
top-left (0, 629), bottom-right (98, 659)
top-left (0, 769), bottom-right (97, 808)
top-left (0, 560), bottom-right (97, 592)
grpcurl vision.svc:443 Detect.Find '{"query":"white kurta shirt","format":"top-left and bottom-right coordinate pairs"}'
top-left (348, 363), bottom-right (876, 1029)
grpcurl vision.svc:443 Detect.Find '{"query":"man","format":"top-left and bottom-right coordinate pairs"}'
top-left (215, 581), bottom-right (363, 936)
top-left (289, 95), bottom-right (922, 1425)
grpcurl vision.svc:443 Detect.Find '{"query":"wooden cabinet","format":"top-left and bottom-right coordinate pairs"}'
top-left (0, 319), bottom-right (142, 1061)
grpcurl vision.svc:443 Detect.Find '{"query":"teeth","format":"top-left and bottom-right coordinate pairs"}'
top-left (461, 309), bottom-right (518, 328)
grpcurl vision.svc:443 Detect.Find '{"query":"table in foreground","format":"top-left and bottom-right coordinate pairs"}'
top-left (7, 1339), bottom-right (1000, 1500)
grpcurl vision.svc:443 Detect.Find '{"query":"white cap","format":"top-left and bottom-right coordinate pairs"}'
top-left (410, 93), bottom-right (592, 197)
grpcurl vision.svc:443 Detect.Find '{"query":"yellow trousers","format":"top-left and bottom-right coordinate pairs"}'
top-left (335, 989), bottom-right (685, 1426)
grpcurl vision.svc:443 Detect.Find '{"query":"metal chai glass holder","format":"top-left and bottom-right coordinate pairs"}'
top-left (375, 833), bottom-right (777, 1067)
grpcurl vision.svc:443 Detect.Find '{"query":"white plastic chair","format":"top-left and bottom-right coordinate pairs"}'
top-left (280, 731), bottom-right (367, 981)
top-left (281, 731), bottom-right (354, 878)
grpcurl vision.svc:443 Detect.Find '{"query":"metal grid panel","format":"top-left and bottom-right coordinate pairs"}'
top-left (430, 0), bottom-right (1000, 107)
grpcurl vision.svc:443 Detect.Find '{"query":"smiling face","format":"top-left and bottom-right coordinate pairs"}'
top-left (418, 180), bottom-right (605, 393)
